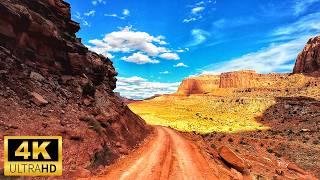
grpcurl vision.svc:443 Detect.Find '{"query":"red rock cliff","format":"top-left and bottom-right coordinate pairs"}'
top-left (176, 70), bottom-right (314, 95)
top-left (219, 70), bottom-right (258, 88)
top-left (177, 75), bottom-right (220, 95)
top-left (0, 0), bottom-right (149, 178)
top-left (293, 35), bottom-right (320, 75)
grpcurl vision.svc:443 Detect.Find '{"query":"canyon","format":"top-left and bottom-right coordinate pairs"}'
top-left (0, 0), bottom-right (319, 179)
top-left (129, 35), bottom-right (320, 178)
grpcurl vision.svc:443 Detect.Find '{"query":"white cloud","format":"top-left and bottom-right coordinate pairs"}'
top-left (82, 20), bottom-right (90, 27)
top-left (160, 71), bottom-right (170, 74)
top-left (75, 12), bottom-right (82, 20)
top-left (105, 9), bottom-right (130, 20)
top-left (84, 10), bottom-right (96, 17)
top-left (86, 44), bottom-right (115, 59)
top-left (293, 0), bottom-right (320, 15)
top-left (192, 7), bottom-right (205, 14)
top-left (123, 9), bottom-right (130, 16)
top-left (183, 0), bottom-right (214, 23)
top-left (73, 11), bottom-right (92, 27)
top-left (202, 37), bottom-right (308, 74)
top-left (201, 11), bottom-right (320, 75)
top-left (213, 17), bottom-right (257, 29)
top-left (87, 26), bottom-right (181, 64)
top-left (159, 52), bottom-right (180, 60)
top-left (183, 18), bottom-right (197, 23)
top-left (115, 76), bottom-right (180, 99)
top-left (272, 12), bottom-right (320, 37)
top-left (188, 29), bottom-right (210, 46)
top-left (121, 52), bottom-right (159, 64)
top-left (174, 63), bottom-right (188, 68)
top-left (92, 0), bottom-right (106, 5)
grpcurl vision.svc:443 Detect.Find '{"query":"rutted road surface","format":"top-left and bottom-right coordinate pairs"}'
top-left (87, 126), bottom-right (230, 180)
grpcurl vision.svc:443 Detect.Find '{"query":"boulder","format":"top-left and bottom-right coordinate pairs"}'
top-left (30, 72), bottom-right (45, 82)
top-left (30, 92), bottom-right (48, 106)
top-left (287, 163), bottom-right (307, 175)
top-left (218, 146), bottom-right (246, 172)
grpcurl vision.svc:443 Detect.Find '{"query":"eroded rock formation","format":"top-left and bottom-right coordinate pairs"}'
top-left (0, 0), bottom-right (149, 178)
top-left (177, 75), bottom-right (220, 95)
top-left (176, 70), bottom-right (319, 95)
top-left (294, 35), bottom-right (320, 75)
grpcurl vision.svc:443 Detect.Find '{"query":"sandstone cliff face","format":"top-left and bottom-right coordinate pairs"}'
top-left (294, 36), bottom-right (320, 75)
top-left (177, 70), bottom-right (319, 96)
top-left (177, 75), bottom-right (220, 95)
top-left (219, 70), bottom-right (257, 88)
top-left (0, 0), bottom-right (149, 178)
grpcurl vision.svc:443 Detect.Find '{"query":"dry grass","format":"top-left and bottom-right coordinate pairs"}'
top-left (129, 95), bottom-right (271, 134)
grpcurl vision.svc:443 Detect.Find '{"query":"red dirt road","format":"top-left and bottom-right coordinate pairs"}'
top-left (87, 126), bottom-right (231, 180)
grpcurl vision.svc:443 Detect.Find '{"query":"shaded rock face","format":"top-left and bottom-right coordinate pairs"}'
top-left (0, 0), bottom-right (149, 178)
top-left (0, 0), bottom-right (117, 89)
top-left (177, 75), bottom-right (220, 95)
top-left (294, 36), bottom-right (320, 75)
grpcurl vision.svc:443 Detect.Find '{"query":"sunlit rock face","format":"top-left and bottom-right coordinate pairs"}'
top-left (294, 35), bottom-right (320, 75)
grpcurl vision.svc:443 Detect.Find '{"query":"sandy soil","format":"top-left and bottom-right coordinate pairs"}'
top-left (83, 126), bottom-right (233, 180)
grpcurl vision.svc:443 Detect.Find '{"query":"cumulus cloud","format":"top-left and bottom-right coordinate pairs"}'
top-left (115, 76), bottom-right (180, 99)
top-left (88, 26), bottom-right (168, 56)
top-left (159, 52), bottom-right (180, 60)
top-left (174, 62), bottom-right (188, 68)
top-left (87, 26), bottom-right (181, 64)
top-left (188, 29), bottom-right (210, 46)
top-left (121, 52), bottom-right (159, 64)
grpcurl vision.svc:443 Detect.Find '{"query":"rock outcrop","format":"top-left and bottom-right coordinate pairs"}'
top-left (176, 70), bottom-right (319, 96)
top-left (0, 0), bottom-right (149, 178)
top-left (293, 35), bottom-right (320, 75)
top-left (177, 75), bottom-right (220, 95)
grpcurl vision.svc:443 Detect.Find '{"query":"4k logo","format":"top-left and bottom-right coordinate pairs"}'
top-left (4, 136), bottom-right (62, 176)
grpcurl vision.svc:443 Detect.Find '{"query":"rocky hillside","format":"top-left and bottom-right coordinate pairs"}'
top-left (0, 0), bottom-right (149, 178)
top-left (294, 35), bottom-right (320, 75)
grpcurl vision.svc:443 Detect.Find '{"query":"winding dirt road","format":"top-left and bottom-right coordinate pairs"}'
top-left (88, 126), bottom-right (231, 180)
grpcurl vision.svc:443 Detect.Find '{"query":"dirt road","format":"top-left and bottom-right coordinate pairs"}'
top-left (88, 126), bottom-right (230, 180)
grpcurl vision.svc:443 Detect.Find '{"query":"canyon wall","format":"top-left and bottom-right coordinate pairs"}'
top-left (177, 70), bottom-right (318, 95)
top-left (293, 35), bottom-right (320, 75)
top-left (177, 75), bottom-right (220, 95)
top-left (0, 0), bottom-right (149, 178)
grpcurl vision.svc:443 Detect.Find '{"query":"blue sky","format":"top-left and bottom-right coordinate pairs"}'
top-left (66, 0), bottom-right (320, 99)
